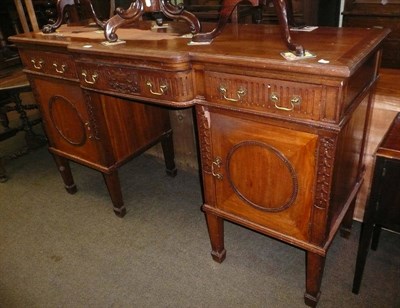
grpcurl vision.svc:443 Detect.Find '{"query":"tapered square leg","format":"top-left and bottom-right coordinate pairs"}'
top-left (53, 154), bottom-right (77, 194)
top-left (103, 171), bottom-right (126, 218)
top-left (304, 252), bottom-right (325, 307)
top-left (204, 211), bottom-right (226, 263)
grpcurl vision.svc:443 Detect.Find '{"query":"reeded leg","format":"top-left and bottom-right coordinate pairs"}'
top-left (304, 252), bottom-right (325, 307)
top-left (53, 154), bottom-right (77, 194)
top-left (102, 170), bottom-right (126, 218)
top-left (204, 211), bottom-right (226, 263)
top-left (161, 131), bottom-right (177, 177)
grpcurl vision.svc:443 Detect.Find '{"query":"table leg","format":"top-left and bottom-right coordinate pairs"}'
top-left (11, 90), bottom-right (47, 150)
top-left (102, 170), bottom-right (126, 218)
top-left (161, 130), bottom-right (177, 177)
top-left (0, 158), bottom-right (7, 182)
top-left (204, 211), bottom-right (226, 263)
top-left (304, 252), bottom-right (325, 307)
top-left (53, 154), bottom-right (77, 194)
top-left (352, 158), bottom-right (383, 294)
top-left (352, 217), bottom-right (375, 294)
top-left (370, 224), bottom-right (382, 250)
top-left (340, 197), bottom-right (356, 238)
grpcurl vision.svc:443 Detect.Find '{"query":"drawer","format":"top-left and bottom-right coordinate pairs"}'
top-left (76, 62), bottom-right (195, 102)
top-left (205, 71), bottom-right (323, 120)
top-left (19, 49), bottom-right (78, 79)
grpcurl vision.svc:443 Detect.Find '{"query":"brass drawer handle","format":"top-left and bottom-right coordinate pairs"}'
top-left (81, 70), bottom-right (98, 85)
top-left (53, 63), bottom-right (67, 74)
top-left (31, 59), bottom-right (44, 70)
top-left (146, 81), bottom-right (168, 96)
top-left (270, 93), bottom-right (302, 111)
top-left (219, 85), bottom-right (246, 102)
top-left (211, 157), bottom-right (223, 180)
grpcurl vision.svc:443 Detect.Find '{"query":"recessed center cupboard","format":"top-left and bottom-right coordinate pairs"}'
top-left (10, 22), bottom-right (389, 306)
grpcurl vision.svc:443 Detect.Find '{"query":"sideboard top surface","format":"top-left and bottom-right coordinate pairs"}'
top-left (10, 22), bottom-right (390, 78)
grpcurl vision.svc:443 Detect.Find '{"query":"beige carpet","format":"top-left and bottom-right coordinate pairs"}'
top-left (0, 147), bottom-right (399, 307)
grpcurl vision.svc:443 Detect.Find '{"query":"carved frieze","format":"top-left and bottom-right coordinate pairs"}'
top-left (106, 67), bottom-right (140, 95)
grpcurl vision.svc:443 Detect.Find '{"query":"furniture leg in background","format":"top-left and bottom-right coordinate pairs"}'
top-left (0, 67), bottom-right (46, 182)
top-left (353, 113), bottom-right (400, 294)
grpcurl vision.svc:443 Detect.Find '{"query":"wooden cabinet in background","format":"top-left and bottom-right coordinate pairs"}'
top-left (255, 0), bottom-right (319, 25)
top-left (182, 0), bottom-right (319, 25)
top-left (342, 0), bottom-right (400, 68)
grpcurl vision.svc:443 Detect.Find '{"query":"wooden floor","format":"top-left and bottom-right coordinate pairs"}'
top-left (375, 68), bottom-right (400, 98)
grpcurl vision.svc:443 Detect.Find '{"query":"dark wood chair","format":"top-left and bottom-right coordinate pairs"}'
top-left (352, 112), bottom-right (400, 294)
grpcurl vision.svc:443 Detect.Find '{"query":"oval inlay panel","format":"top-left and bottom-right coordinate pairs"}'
top-left (49, 95), bottom-right (86, 146)
top-left (226, 141), bottom-right (298, 212)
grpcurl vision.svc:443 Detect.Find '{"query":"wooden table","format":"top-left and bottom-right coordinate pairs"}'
top-left (352, 112), bottom-right (400, 294)
top-left (10, 22), bottom-right (389, 306)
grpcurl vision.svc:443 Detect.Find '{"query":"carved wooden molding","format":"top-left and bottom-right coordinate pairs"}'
top-left (226, 140), bottom-right (298, 212)
top-left (196, 106), bottom-right (212, 173)
top-left (106, 67), bottom-right (140, 95)
top-left (83, 91), bottom-right (100, 141)
top-left (315, 136), bottom-right (336, 210)
top-left (49, 95), bottom-right (86, 146)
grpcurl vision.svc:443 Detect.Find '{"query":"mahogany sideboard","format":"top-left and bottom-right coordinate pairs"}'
top-left (10, 22), bottom-right (389, 306)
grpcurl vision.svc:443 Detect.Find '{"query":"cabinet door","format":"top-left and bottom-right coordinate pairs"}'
top-left (203, 109), bottom-right (318, 241)
top-left (32, 77), bottom-right (106, 165)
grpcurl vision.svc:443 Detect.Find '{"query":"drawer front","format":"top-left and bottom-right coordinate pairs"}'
top-left (19, 49), bottom-right (78, 79)
top-left (205, 71), bottom-right (323, 120)
top-left (76, 62), bottom-right (195, 102)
